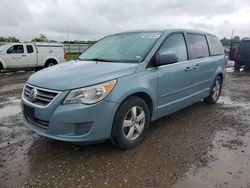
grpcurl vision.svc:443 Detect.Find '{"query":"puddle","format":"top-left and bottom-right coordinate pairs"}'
top-left (0, 83), bottom-right (24, 92)
top-left (226, 67), bottom-right (234, 73)
top-left (219, 96), bottom-right (250, 110)
top-left (173, 91), bottom-right (250, 188)
top-left (173, 129), bottom-right (250, 188)
top-left (0, 100), bottom-right (21, 119)
top-left (218, 96), bottom-right (234, 105)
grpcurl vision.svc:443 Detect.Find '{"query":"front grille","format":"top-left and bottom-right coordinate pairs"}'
top-left (23, 84), bottom-right (59, 107)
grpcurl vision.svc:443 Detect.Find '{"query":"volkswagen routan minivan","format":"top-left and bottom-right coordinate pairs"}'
top-left (21, 29), bottom-right (226, 149)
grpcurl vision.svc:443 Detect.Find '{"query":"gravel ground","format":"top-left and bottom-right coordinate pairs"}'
top-left (0, 67), bottom-right (250, 188)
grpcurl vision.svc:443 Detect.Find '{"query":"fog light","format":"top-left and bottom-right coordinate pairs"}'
top-left (75, 122), bottom-right (93, 135)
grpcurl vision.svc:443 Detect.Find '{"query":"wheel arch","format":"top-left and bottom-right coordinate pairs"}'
top-left (213, 63), bottom-right (225, 85)
top-left (115, 91), bottom-right (154, 119)
top-left (217, 72), bottom-right (223, 82)
top-left (0, 58), bottom-right (6, 69)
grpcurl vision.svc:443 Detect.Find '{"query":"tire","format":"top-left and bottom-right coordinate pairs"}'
top-left (111, 96), bottom-right (150, 149)
top-left (45, 59), bottom-right (57, 68)
top-left (245, 66), bottom-right (250, 71)
top-left (35, 67), bottom-right (43, 72)
top-left (204, 76), bottom-right (222, 104)
top-left (0, 62), bottom-right (2, 73)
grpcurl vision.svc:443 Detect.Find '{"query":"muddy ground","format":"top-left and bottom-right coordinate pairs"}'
top-left (0, 67), bottom-right (250, 188)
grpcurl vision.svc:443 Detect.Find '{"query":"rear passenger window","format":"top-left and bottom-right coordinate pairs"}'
top-left (159, 33), bottom-right (188, 62)
top-left (26, 45), bottom-right (34, 53)
top-left (207, 35), bottom-right (224, 56)
top-left (187, 34), bottom-right (209, 59)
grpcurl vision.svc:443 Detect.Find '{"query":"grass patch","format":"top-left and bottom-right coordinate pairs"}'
top-left (66, 53), bottom-right (80, 61)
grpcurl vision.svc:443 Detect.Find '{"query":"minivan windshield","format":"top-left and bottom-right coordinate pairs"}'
top-left (78, 32), bottom-right (162, 63)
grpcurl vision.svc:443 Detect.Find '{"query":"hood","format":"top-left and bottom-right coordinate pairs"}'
top-left (28, 60), bottom-right (138, 90)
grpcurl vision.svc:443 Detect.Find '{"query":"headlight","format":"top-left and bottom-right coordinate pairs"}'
top-left (63, 80), bottom-right (117, 104)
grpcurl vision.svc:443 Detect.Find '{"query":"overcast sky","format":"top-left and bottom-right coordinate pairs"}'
top-left (0, 0), bottom-right (250, 41)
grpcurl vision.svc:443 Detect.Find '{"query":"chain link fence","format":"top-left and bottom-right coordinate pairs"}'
top-left (63, 43), bottom-right (91, 54)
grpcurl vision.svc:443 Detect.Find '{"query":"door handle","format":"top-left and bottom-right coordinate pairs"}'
top-left (193, 64), bottom-right (200, 70)
top-left (22, 55), bottom-right (26, 57)
top-left (185, 67), bottom-right (192, 72)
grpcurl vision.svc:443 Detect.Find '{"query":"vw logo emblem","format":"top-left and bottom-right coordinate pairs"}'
top-left (29, 88), bottom-right (38, 102)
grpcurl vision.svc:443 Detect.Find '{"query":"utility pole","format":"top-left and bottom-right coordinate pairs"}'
top-left (66, 22), bottom-right (69, 42)
top-left (231, 29), bottom-right (234, 40)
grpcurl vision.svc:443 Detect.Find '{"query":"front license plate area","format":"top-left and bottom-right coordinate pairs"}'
top-left (23, 104), bottom-right (35, 119)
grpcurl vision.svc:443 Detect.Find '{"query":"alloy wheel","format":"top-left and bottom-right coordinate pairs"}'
top-left (122, 106), bottom-right (145, 141)
top-left (212, 80), bottom-right (221, 101)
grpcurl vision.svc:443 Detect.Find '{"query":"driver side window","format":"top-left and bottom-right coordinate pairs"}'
top-left (159, 33), bottom-right (188, 62)
top-left (7, 45), bottom-right (24, 54)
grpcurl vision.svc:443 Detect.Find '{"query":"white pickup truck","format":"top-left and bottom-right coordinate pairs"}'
top-left (0, 43), bottom-right (66, 71)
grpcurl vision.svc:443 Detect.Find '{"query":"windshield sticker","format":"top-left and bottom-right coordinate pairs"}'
top-left (136, 56), bottom-right (142, 59)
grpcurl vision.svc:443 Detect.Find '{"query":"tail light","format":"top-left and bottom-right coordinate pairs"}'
top-left (225, 57), bottom-right (229, 67)
top-left (234, 48), bottom-right (239, 58)
top-left (64, 53), bottom-right (67, 61)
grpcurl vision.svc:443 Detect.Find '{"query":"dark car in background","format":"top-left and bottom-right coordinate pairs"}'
top-left (234, 38), bottom-right (250, 71)
top-left (229, 41), bottom-right (240, 61)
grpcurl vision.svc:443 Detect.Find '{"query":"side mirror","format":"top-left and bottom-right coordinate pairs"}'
top-left (155, 51), bottom-right (178, 66)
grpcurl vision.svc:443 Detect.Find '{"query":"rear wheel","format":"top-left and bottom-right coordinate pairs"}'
top-left (204, 76), bottom-right (222, 104)
top-left (111, 96), bottom-right (150, 149)
top-left (45, 59), bottom-right (57, 68)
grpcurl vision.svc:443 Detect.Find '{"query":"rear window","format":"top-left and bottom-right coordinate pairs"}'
top-left (207, 35), bottom-right (224, 56)
top-left (26, 45), bottom-right (34, 53)
top-left (240, 40), bottom-right (250, 50)
top-left (187, 34), bottom-right (209, 59)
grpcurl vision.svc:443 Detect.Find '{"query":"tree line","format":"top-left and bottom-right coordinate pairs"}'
top-left (0, 33), bottom-right (242, 46)
top-left (0, 34), bottom-right (96, 44)
top-left (220, 36), bottom-right (240, 47)
top-left (0, 36), bottom-right (20, 42)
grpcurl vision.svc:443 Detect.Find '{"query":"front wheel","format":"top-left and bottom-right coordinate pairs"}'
top-left (204, 76), bottom-right (222, 104)
top-left (35, 67), bottom-right (43, 72)
top-left (111, 96), bottom-right (150, 149)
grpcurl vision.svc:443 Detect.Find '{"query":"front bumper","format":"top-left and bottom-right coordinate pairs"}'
top-left (21, 96), bottom-right (119, 143)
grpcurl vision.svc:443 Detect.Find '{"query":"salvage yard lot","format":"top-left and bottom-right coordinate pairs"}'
top-left (0, 68), bottom-right (250, 187)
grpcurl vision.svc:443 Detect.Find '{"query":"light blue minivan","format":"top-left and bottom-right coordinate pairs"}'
top-left (21, 29), bottom-right (226, 149)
